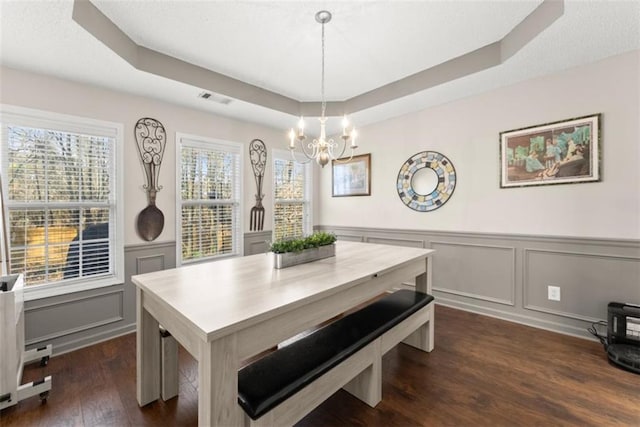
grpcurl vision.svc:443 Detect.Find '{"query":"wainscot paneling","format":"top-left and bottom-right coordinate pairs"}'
top-left (25, 288), bottom-right (124, 345)
top-left (24, 233), bottom-right (272, 355)
top-left (431, 241), bottom-right (515, 306)
top-left (136, 254), bottom-right (165, 275)
top-left (333, 233), bottom-right (364, 242)
top-left (523, 248), bottom-right (640, 321)
top-left (23, 229), bottom-right (639, 353)
top-left (244, 230), bottom-right (272, 255)
top-left (319, 225), bottom-right (640, 340)
top-left (24, 241), bottom-right (176, 355)
top-left (366, 236), bottom-right (425, 248)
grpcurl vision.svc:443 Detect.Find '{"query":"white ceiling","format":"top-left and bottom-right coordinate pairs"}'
top-left (1, 0), bottom-right (639, 137)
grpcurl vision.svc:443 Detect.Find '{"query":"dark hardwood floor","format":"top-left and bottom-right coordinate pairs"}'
top-left (3, 305), bottom-right (639, 426)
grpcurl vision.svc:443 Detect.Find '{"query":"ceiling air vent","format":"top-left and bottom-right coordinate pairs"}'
top-left (198, 91), bottom-right (233, 105)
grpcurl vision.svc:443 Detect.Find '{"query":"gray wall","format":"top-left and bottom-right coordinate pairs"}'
top-left (24, 228), bottom-right (640, 354)
top-left (320, 225), bottom-right (640, 339)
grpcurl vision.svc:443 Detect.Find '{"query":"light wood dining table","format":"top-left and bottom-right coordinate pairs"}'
top-left (132, 241), bottom-right (435, 426)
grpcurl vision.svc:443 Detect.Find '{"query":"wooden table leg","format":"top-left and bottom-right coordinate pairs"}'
top-left (414, 257), bottom-right (432, 295)
top-left (137, 288), bottom-right (160, 406)
top-left (198, 333), bottom-right (242, 426)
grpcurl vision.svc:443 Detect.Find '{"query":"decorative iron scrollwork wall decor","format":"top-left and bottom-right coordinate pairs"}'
top-left (134, 117), bottom-right (166, 241)
top-left (249, 139), bottom-right (267, 231)
top-left (397, 151), bottom-right (456, 212)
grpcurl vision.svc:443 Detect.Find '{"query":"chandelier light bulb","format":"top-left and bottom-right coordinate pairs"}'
top-left (341, 115), bottom-right (349, 138)
top-left (288, 129), bottom-right (296, 148)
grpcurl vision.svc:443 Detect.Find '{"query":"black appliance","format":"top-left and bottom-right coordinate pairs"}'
top-left (605, 302), bottom-right (640, 374)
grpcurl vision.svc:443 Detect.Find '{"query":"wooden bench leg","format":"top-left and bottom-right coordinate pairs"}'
top-left (342, 339), bottom-right (382, 407)
top-left (402, 305), bottom-right (434, 352)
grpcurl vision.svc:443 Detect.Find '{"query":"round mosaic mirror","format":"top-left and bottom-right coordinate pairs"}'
top-left (396, 151), bottom-right (456, 212)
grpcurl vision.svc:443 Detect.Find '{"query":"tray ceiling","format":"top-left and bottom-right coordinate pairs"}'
top-left (1, 0), bottom-right (639, 136)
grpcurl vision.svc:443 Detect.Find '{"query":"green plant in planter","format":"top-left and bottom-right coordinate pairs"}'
top-left (269, 232), bottom-right (337, 254)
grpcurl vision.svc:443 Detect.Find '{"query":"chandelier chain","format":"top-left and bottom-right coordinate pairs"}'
top-left (321, 19), bottom-right (326, 118)
top-left (287, 10), bottom-right (358, 168)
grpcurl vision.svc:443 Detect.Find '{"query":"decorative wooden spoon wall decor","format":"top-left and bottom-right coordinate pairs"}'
top-left (249, 139), bottom-right (267, 231)
top-left (134, 118), bottom-right (166, 241)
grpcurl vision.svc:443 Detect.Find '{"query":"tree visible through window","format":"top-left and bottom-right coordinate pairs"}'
top-left (177, 135), bottom-right (242, 264)
top-left (0, 111), bottom-right (120, 290)
top-left (273, 151), bottom-right (311, 241)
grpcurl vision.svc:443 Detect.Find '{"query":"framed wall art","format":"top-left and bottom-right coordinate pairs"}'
top-left (332, 154), bottom-right (371, 197)
top-left (499, 114), bottom-right (601, 188)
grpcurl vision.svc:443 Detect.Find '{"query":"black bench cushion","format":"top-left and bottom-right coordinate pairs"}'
top-left (238, 289), bottom-right (434, 420)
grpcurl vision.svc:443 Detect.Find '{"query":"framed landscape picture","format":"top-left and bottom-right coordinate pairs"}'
top-left (332, 154), bottom-right (371, 197)
top-left (499, 114), bottom-right (601, 188)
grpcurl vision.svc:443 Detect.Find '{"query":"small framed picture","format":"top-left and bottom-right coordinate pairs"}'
top-left (499, 114), bottom-right (601, 188)
top-left (332, 154), bottom-right (371, 197)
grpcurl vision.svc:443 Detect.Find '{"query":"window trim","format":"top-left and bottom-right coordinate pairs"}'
top-left (272, 149), bottom-right (313, 241)
top-left (0, 104), bottom-right (124, 301)
top-left (175, 132), bottom-right (244, 266)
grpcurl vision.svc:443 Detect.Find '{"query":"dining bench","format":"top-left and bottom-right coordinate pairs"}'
top-left (237, 289), bottom-right (435, 426)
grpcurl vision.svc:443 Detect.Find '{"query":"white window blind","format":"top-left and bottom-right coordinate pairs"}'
top-left (0, 106), bottom-right (122, 295)
top-left (177, 134), bottom-right (242, 264)
top-left (273, 150), bottom-right (312, 241)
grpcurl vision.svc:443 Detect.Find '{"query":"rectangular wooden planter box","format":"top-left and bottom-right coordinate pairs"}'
top-left (273, 244), bottom-right (336, 269)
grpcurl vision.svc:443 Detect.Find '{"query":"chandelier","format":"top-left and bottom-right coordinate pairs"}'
top-left (288, 10), bottom-right (358, 168)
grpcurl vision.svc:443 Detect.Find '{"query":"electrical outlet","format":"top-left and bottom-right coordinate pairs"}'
top-left (548, 285), bottom-right (561, 301)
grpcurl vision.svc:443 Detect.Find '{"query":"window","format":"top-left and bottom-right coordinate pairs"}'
top-left (272, 150), bottom-right (312, 241)
top-left (177, 133), bottom-right (243, 265)
top-left (0, 106), bottom-right (123, 298)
